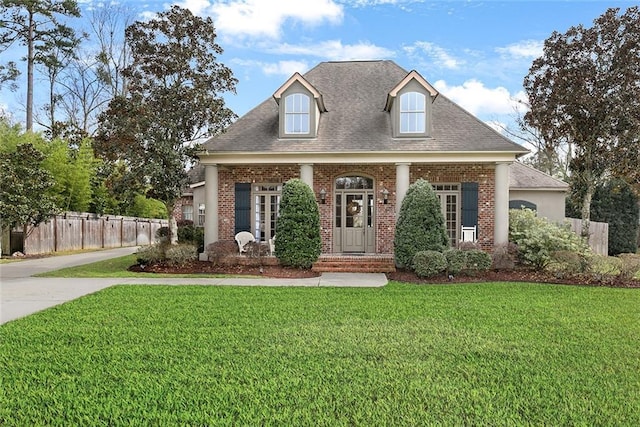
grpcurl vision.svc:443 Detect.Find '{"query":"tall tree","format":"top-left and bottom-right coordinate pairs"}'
top-left (0, 0), bottom-right (81, 131)
top-left (0, 142), bottom-right (58, 256)
top-left (95, 5), bottom-right (237, 243)
top-left (524, 6), bottom-right (640, 239)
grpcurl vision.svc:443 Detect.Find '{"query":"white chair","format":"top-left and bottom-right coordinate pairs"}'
top-left (461, 226), bottom-right (477, 242)
top-left (268, 235), bottom-right (276, 256)
top-left (235, 231), bottom-right (255, 253)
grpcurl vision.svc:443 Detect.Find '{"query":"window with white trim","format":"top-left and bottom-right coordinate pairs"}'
top-left (253, 184), bottom-right (282, 242)
top-left (182, 204), bottom-right (193, 221)
top-left (400, 92), bottom-right (426, 133)
top-left (433, 184), bottom-right (460, 246)
top-left (285, 93), bottom-right (310, 134)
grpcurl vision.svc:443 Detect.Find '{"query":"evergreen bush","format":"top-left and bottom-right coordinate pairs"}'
top-left (413, 250), bottom-right (448, 278)
top-left (275, 179), bottom-right (321, 268)
top-left (444, 249), bottom-right (466, 275)
top-left (509, 208), bottom-right (589, 269)
top-left (464, 249), bottom-right (492, 273)
top-left (591, 179), bottom-right (639, 256)
top-left (394, 179), bottom-right (449, 269)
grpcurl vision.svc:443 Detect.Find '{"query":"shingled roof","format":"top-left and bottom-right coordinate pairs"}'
top-left (510, 162), bottom-right (569, 190)
top-left (202, 60), bottom-right (527, 155)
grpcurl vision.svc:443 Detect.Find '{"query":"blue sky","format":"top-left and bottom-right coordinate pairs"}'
top-left (1, 0), bottom-right (636, 137)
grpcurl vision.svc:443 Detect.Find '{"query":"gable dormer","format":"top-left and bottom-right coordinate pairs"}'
top-left (273, 72), bottom-right (326, 139)
top-left (385, 70), bottom-right (438, 138)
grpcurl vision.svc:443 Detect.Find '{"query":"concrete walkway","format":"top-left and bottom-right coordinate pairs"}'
top-left (0, 247), bottom-right (387, 325)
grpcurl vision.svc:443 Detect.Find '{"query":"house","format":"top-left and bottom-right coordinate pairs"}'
top-left (508, 162), bottom-right (568, 223)
top-left (197, 60), bottom-right (528, 264)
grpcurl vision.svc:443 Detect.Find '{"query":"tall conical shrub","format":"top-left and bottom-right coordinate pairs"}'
top-left (275, 178), bottom-right (321, 268)
top-left (394, 178), bottom-right (449, 269)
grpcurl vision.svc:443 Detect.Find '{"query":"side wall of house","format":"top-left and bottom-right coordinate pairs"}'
top-left (216, 163), bottom-right (496, 253)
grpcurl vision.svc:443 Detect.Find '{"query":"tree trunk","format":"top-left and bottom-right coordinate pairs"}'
top-left (26, 10), bottom-right (35, 132)
top-left (166, 203), bottom-right (178, 245)
top-left (581, 179), bottom-right (595, 241)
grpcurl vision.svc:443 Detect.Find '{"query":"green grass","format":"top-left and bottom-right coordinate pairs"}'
top-left (1, 282), bottom-right (639, 425)
top-left (34, 254), bottom-right (226, 278)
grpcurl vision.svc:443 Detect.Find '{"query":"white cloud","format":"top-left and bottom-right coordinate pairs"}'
top-left (193, 0), bottom-right (344, 39)
top-left (495, 40), bottom-right (543, 59)
top-left (403, 41), bottom-right (463, 70)
top-left (433, 79), bottom-right (526, 116)
top-left (230, 59), bottom-right (310, 76)
top-left (271, 40), bottom-right (394, 60)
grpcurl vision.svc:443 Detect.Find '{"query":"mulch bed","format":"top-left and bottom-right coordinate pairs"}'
top-left (130, 261), bottom-right (640, 288)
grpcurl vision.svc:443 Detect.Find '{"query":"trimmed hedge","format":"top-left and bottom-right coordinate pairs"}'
top-left (394, 179), bottom-right (449, 269)
top-left (413, 250), bottom-right (448, 278)
top-left (275, 179), bottom-right (321, 268)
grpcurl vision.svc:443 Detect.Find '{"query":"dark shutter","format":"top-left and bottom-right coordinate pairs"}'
top-left (235, 183), bottom-right (251, 235)
top-left (461, 182), bottom-right (478, 228)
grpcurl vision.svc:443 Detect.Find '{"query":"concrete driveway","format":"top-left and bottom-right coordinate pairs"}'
top-left (0, 247), bottom-right (387, 324)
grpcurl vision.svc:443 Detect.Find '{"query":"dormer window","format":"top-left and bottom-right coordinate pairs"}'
top-left (400, 92), bottom-right (426, 133)
top-left (385, 70), bottom-right (438, 138)
top-left (285, 93), bottom-right (310, 134)
top-left (273, 72), bottom-right (326, 139)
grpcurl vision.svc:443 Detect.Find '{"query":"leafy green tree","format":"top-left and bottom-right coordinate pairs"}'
top-left (394, 178), bottom-right (449, 270)
top-left (0, 143), bottom-right (58, 255)
top-left (524, 7), bottom-right (640, 239)
top-left (275, 179), bottom-right (321, 269)
top-left (590, 179), bottom-right (639, 255)
top-left (95, 5), bottom-right (237, 243)
top-left (0, 0), bottom-right (81, 131)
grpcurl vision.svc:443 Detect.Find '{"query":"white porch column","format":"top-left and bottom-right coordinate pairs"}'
top-left (203, 164), bottom-right (219, 253)
top-left (494, 162), bottom-right (511, 246)
top-left (395, 163), bottom-right (411, 215)
top-left (300, 163), bottom-right (314, 188)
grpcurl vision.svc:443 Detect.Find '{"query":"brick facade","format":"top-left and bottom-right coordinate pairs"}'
top-left (216, 162), bottom-right (496, 254)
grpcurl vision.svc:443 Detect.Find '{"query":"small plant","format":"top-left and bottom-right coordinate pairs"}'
top-left (177, 221), bottom-right (204, 252)
top-left (165, 244), bottom-right (198, 266)
top-left (588, 254), bottom-right (622, 282)
top-left (245, 241), bottom-right (269, 258)
top-left (413, 250), bottom-right (447, 278)
top-left (464, 249), bottom-right (492, 273)
top-left (136, 244), bottom-right (165, 266)
top-left (444, 249), bottom-right (466, 275)
top-left (206, 240), bottom-right (238, 265)
top-left (155, 226), bottom-right (170, 244)
top-left (546, 250), bottom-right (590, 278)
top-left (492, 242), bottom-right (518, 270)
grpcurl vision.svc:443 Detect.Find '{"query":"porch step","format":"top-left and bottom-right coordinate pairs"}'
top-left (312, 254), bottom-right (396, 273)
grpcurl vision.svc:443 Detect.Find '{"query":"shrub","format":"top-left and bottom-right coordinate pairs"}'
top-left (245, 241), bottom-right (269, 258)
top-left (394, 179), bottom-right (449, 269)
top-left (590, 179), bottom-right (639, 256)
top-left (509, 208), bottom-right (590, 269)
top-left (136, 244), bottom-right (165, 266)
top-left (546, 250), bottom-right (590, 278)
top-left (275, 179), bottom-right (321, 268)
top-left (464, 249), bottom-right (492, 273)
top-left (205, 240), bottom-right (238, 265)
top-left (165, 244), bottom-right (198, 266)
top-left (492, 242), bottom-right (518, 270)
top-left (618, 253), bottom-right (640, 280)
top-left (413, 250), bottom-right (448, 278)
top-left (155, 226), bottom-right (170, 244)
top-left (177, 222), bottom-right (204, 252)
top-left (589, 254), bottom-right (623, 282)
top-left (444, 249), bottom-right (466, 275)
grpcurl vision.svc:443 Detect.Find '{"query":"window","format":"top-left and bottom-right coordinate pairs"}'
top-left (433, 184), bottom-right (460, 247)
top-left (400, 92), bottom-right (426, 133)
top-left (182, 204), bottom-right (193, 222)
top-left (253, 184), bottom-right (282, 242)
top-left (198, 203), bottom-right (205, 226)
top-left (285, 93), bottom-right (310, 134)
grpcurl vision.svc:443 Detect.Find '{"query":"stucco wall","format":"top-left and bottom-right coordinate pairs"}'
top-left (509, 190), bottom-right (566, 223)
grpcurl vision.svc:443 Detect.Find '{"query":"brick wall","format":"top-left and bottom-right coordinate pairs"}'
top-left (216, 163), bottom-right (496, 253)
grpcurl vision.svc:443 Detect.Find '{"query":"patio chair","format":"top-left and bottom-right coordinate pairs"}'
top-left (268, 235), bottom-right (276, 256)
top-left (461, 226), bottom-right (477, 242)
top-left (235, 231), bottom-right (255, 253)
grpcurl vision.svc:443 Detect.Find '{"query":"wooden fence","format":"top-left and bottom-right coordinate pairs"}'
top-left (10, 212), bottom-right (168, 255)
top-left (567, 218), bottom-right (609, 256)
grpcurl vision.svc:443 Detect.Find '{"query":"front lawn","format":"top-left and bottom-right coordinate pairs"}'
top-left (1, 283), bottom-right (639, 425)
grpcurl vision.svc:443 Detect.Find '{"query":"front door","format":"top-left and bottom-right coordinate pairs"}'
top-left (342, 193), bottom-right (366, 252)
